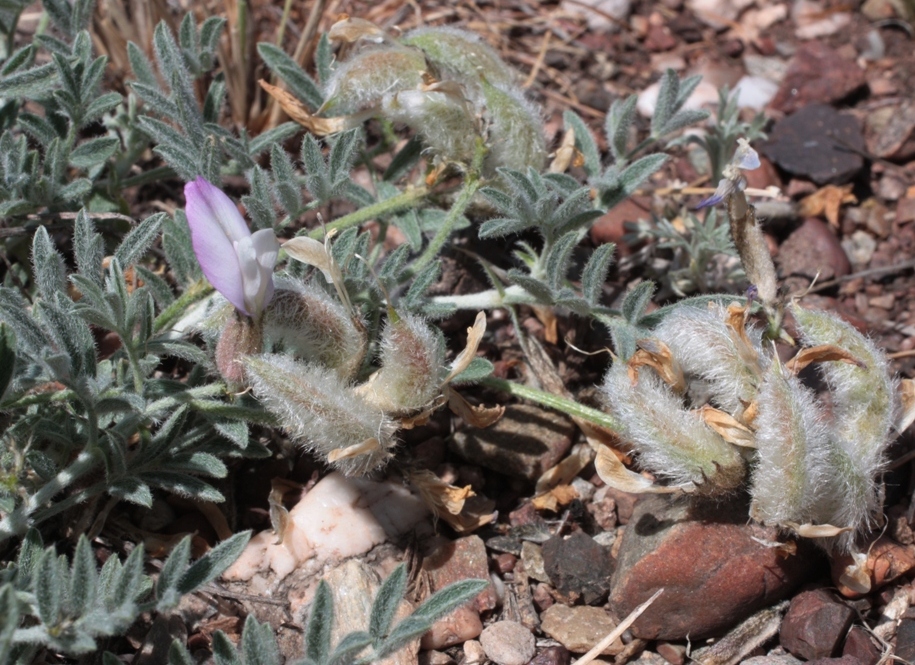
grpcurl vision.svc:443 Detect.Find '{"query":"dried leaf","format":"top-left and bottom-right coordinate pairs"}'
top-left (327, 438), bottom-right (386, 462)
top-left (898, 378), bottom-right (915, 433)
top-left (549, 127), bottom-right (583, 174)
top-left (838, 551), bottom-right (871, 594)
top-left (628, 338), bottom-right (686, 392)
top-left (327, 15), bottom-right (386, 43)
top-left (589, 438), bottom-right (694, 494)
top-left (282, 235), bottom-right (353, 315)
top-left (535, 442), bottom-right (593, 494)
top-left (259, 79), bottom-right (360, 135)
top-left (798, 184), bottom-right (856, 228)
top-left (399, 395), bottom-right (448, 429)
top-left (784, 521), bottom-right (854, 538)
top-left (443, 311), bottom-right (487, 384)
top-left (268, 483), bottom-right (289, 545)
top-left (786, 344), bottom-right (866, 374)
top-left (445, 387), bottom-right (504, 428)
top-left (532, 305), bottom-right (559, 344)
top-left (698, 405), bottom-right (757, 448)
top-left (410, 469), bottom-right (495, 533)
top-left (531, 484), bottom-right (579, 511)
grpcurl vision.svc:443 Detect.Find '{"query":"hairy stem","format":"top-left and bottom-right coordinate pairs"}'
top-left (480, 376), bottom-right (619, 432)
top-left (154, 279), bottom-right (213, 333)
top-left (306, 185), bottom-right (429, 240)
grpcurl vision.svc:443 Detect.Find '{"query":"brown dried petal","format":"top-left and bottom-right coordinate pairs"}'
top-left (898, 378), bottom-right (915, 433)
top-left (327, 437), bottom-right (387, 463)
top-left (259, 79), bottom-right (361, 135)
top-left (589, 438), bottom-right (693, 494)
top-left (443, 311), bottom-right (487, 384)
top-left (628, 338), bottom-right (686, 392)
top-left (535, 443), bottom-right (593, 495)
top-left (698, 405), bottom-right (758, 448)
top-left (446, 387), bottom-right (504, 428)
top-left (785, 343), bottom-right (866, 374)
top-left (327, 15), bottom-right (387, 43)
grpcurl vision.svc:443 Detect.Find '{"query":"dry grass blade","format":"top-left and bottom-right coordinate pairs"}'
top-left (571, 588), bottom-right (664, 665)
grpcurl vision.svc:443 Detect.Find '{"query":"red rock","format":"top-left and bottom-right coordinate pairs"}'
top-left (421, 536), bottom-right (496, 649)
top-left (601, 487), bottom-right (639, 525)
top-left (769, 42), bottom-right (867, 114)
top-left (842, 625), bottom-right (881, 665)
top-left (609, 495), bottom-right (817, 640)
top-left (590, 198), bottom-right (652, 257)
top-left (805, 657), bottom-right (861, 665)
top-left (780, 588), bottom-right (855, 660)
top-left (657, 641), bottom-right (687, 665)
top-left (645, 22), bottom-right (677, 52)
top-left (493, 552), bottom-right (516, 574)
top-left (896, 619), bottom-right (915, 662)
top-left (869, 101), bottom-right (915, 161)
top-left (776, 218), bottom-right (851, 293)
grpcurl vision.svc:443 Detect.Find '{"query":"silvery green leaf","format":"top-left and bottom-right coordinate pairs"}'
top-left (0, 585), bottom-right (18, 662)
top-left (128, 41), bottom-right (157, 85)
top-left (378, 244), bottom-right (411, 286)
top-left (32, 226), bottom-right (67, 299)
top-left (69, 536), bottom-right (97, 617)
top-left (156, 536), bottom-right (191, 610)
top-left (402, 262), bottom-right (440, 309)
top-left (199, 17), bottom-right (226, 59)
top-left (140, 471), bottom-right (224, 503)
top-left (25, 450), bottom-right (56, 481)
top-left (544, 231), bottom-right (579, 291)
top-left (84, 92), bottom-right (122, 125)
top-left (329, 129), bottom-right (360, 185)
top-left (675, 74), bottom-right (702, 108)
top-left (248, 122), bottom-right (298, 158)
top-left (162, 210), bottom-right (200, 286)
top-left (0, 288), bottom-right (50, 353)
top-left (70, 0), bottom-right (94, 33)
top-left (621, 281), bottom-right (655, 323)
top-left (35, 549), bottom-right (63, 627)
top-left (18, 113), bottom-right (58, 147)
top-left (43, 0), bottom-right (72, 35)
top-left (582, 242), bottom-right (615, 307)
top-left (213, 631), bottom-right (242, 665)
top-left (1, 43), bottom-right (35, 76)
top-left (478, 216), bottom-right (533, 239)
top-left (658, 108), bottom-right (709, 137)
top-left (175, 531), bottom-right (249, 596)
top-left (597, 153), bottom-right (667, 210)
top-left (36, 297), bottom-right (96, 378)
top-left (73, 209), bottom-right (105, 285)
top-left (449, 357), bottom-right (494, 385)
top-left (606, 94), bottom-right (637, 162)
top-left (328, 631), bottom-right (372, 665)
top-left (257, 42), bottom-right (324, 110)
top-left (135, 266), bottom-right (175, 307)
top-left (241, 615), bottom-right (280, 665)
top-left (393, 208), bottom-right (422, 250)
top-left (480, 186), bottom-right (514, 215)
top-left (270, 143), bottom-right (302, 216)
top-left (169, 452), bottom-right (228, 478)
top-left (370, 564), bottom-right (407, 645)
top-left (108, 478), bottom-right (153, 507)
top-left (305, 580), bottom-right (334, 664)
top-left (69, 136), bottom-right (119, 168)
top-left (168, 641), bottom-right (196, 665)
top-left (507, 270), bottom-right (553, 304)
top-left (0, 60), bottom-right (56, 96)
top-left (242, 166), bottom-right (275, 230)
top-left (152, 143), bottom-right (198, 181)
top-left (130, 82), bottom-right (179, 116)
top-left (0, 323), bottom-right (16, 399)
top-left (651, 69), bottom-right (679, 138)
top-left (563, 110), bottom-right (600, 178)
top-left (203, 75), bottom-right (227, 123)
top-left (316, 32), bottom-right (333, 84)
top-left (113, 544), bottom-right (145, 607)
top-left (212, 420), bottom-right (249, 449)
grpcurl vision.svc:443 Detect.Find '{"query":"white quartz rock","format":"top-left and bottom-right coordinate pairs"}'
top-left (224, 472), bottom-right (429, 582)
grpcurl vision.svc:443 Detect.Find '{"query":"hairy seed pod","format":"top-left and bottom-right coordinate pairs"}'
top-left (791, 304), bottom-right (895, 551)
top-left (359, 315), bottom-right (446, 414)
top-left (321, 47), bottom-right (428, 116)
top-left (750, 359), bottom-right (833, 528)
top-left (480, 81), bottom-right (547, 174)
top-left (601, 362), bottom-right (746, 494)
top-left (400, 27), bottom-right (515, 102)
top-left (245, 354), bottom-right (398, 476)
top-left (383, 88), bottom-right (480, 164)
top-left (654, 304), bottom-right (769, 417)
top-left (262, 280), bottom-right (366, 380)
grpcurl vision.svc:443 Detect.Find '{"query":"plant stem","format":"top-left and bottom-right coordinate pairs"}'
top-left (154, 280), bottom-right (213, 333)
top-left (306, 185), bottom-right (428, 240)
top-left (410, 177), bottom-right (480, 275)
top-left (480, 376), bottom-right (619, 432)
top-left (0, 448), bottom-right (102, 545)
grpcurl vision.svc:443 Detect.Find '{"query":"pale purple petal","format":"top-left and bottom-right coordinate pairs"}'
top-left (185, 178), bottom-right (249, 315)
top-left (695, 178), bottom-right (734, 210)
top-left (234, 230), bottom-right (279, 317)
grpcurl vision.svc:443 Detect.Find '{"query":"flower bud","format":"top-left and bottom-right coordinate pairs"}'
top-left (215, 314), bottom-right (263, 387)
top-left (383, 87), bottom-right (480, 165)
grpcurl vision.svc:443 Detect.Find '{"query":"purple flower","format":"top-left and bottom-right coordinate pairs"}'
top-left (184, 177), bottom-right (279, 318)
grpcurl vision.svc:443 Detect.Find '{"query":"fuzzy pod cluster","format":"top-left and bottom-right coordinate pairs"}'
top-left (320, 25), bottom-right (546, 175)
top-left (601, 302), bottom-right (897, 553)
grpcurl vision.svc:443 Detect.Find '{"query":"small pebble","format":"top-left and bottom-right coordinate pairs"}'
top-left (480, 621), bottom-right (536, 665)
